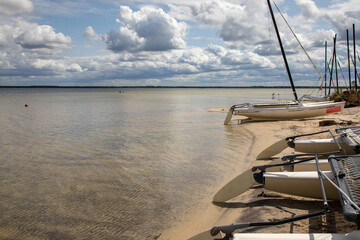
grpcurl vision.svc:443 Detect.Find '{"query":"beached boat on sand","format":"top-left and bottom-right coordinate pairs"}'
top-left (189, 229), bottom-right (360, 240)
top-left (206, 128), bottom-right (360, 239)
top-left (212, 158), bottom-right (332, 203)
top-left (207, 127), bottom-right (360, 239)
top-left (214, 127), bottom-right (360, 203)
top-left (198, 154), bottom-right (360, 240)
top-left (212, 158), bottom-right (337, 203)
top-left (193, 154), bottom-right (360, 240)
top-left (257, 127), bottom-right (360, 160)
top-left (225, 101), bottom-right (344, 124)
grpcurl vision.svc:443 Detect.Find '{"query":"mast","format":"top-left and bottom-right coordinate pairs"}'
top-left (324, 41), bottom-right (327, 94)
top-left (267, 0), bottom-right (298, 101)
top-left (353, 24), bottom-right (358, 91)
top-left (329, 35), bottom-right (337, 97)
top-left (347, 29), bottom-right (351, 90)
top-left (334, 36), bottom-right (339, 91)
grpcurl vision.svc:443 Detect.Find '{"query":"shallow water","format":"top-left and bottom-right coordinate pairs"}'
top-left (0, 87), bottom-right (314, 239)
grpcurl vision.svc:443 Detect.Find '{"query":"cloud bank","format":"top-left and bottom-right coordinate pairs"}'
top-left (0, 0), bottom-right (359, 86)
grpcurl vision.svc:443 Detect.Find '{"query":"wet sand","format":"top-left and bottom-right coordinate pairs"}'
top-left (160, 106), bottom-right (360, 240)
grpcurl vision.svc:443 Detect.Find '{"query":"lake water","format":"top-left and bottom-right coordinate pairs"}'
top-left (0, 87), bottom-right (315, 239)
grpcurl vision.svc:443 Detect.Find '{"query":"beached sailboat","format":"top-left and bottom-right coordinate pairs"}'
top-left (227, 101), bottom-right (344, 123)
top-left (224, 0), bottom-right (345, 125)
top-left (257, 127), bottom-right (360, 159)
top-left (199, 154), bottom-right (360, 240)
top-left (213, 127), bottom-right (360, 203)
top-left (191, 152), bottom-right (360, 239)
top-left (204, 128), bottom-right (359, 239)
top-left (211, 159), bottom-right (333, 203)
top-left (189, 230), bottom-right (360, 240)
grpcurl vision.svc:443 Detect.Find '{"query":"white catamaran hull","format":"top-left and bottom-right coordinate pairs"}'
top-left (231, 231), bottom-right (360, 240)
top-left (294, 139), bottom-right (356, 155)
top-left (233, 101), bottom-right (344, 120)
top-left (264, 171), bottom-right (339, 200)
top-left (267, 159), bottom-right (331, 172)
top-left (189, 230), bottom-right (360, 240)
top-left (257, 127), bottom-right (360, 159)
top-left (212, 160), bottom-right (331, 203)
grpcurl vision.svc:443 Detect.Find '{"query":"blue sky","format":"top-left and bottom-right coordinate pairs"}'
top-left (0, 0), bottom-right (359, 86)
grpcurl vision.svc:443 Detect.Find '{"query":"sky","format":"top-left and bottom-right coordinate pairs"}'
top-left (0, 0), bottom-right (360, 86)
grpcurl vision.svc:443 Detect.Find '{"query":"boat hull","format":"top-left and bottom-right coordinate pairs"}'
top-left (294, 139), bottom-right (356, 155)
top-left (233, 101), bottom-right (344, 120)
top-left (264, 171), bottom-right (339, 200)
top-left (267, 159), bottom-right (331, 172)
top-left (190, 230), bottom-right (360, 240)
top-left (231, 231), bottom-right (360, 240)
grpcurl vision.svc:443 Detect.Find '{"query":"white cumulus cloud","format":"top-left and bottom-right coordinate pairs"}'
top-left (103, 6), bottom-right (187, 52)
top-left (0, 0), bottom-right (33, 15)
top-left (83, 26), bottom-right (100, 41)
top-left (16, 24), bottom-right (71, 52)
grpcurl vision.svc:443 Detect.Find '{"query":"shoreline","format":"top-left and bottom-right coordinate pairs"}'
top-left (160, 106), bottom-right (360, 240)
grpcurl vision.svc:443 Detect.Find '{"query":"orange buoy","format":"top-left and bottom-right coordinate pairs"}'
top-left (25, 104), bottom-right (29, 107)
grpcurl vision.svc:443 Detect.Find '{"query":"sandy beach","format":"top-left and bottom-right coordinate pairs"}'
top-left (160, 106), bottom-right (360, 240)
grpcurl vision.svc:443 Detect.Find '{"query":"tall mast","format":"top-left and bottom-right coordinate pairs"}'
top-left (325, 41), bottom-right (327, 94)
top-left (353, 24), bottom-right (357, 91)
top-left (329, 35), bottom-right (337, 97)
top-left (334, 35), bottom-right (338, 91)
top-left (267, 0), bottom-right (298, 101)
top-left (347, 29), bottom-right (351, 90)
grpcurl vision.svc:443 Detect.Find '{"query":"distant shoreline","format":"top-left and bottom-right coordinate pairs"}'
top-left (0, 86), bottom-right (340, 89)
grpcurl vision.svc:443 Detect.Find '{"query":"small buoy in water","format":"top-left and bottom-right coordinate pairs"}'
top-left (25, 104), bottom-right (29, 107)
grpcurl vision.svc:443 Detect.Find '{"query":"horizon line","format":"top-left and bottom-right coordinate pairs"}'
top-left (0, 85), bottom-right (336, 89)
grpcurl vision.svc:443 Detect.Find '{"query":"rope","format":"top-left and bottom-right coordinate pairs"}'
top-left (326, 56), bottom-right (336, 89)
top-left (336, 58), bottom-right (349, 89)
top-left (273, 1), bottom-right (326, 85)
top-left (351, 55), bottom-right (360, 84)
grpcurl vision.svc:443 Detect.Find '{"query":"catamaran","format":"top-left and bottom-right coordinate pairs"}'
top-left (205, 125), bottom-right (360, 239)
top-left (191, 133), bottom-right (360, 240)
top-left (223, 0), bottom-right (345, 125)
top-left (257, 127), bottom-right (360, 160)
top-left (190, 153), bottom-right (360, 240)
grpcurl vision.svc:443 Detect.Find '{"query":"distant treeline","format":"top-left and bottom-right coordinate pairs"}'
top-left (0, 85), bottom-right (346, 89)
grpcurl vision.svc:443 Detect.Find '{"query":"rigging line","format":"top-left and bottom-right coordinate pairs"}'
top-left (272, 1), bottom-right (325, 83)
top-left (326, 57), bottom-right (342, 98)
top-left (326, 56), bottom-right (333, 76)
top-left (351, 56), bottom-right (360, 83)
top-left (326, 56), bottom-right (344, 95)
top-left (326, 56), bottom-right (336, 88)
top-left (318, 57), bottom-right (331, 90)
top-left (336, 57), bottom-right (349, 88)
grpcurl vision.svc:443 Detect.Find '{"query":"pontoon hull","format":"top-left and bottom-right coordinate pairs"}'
top-left (294, 139), bottom-right (356, 155)
top-left (267, 159), bottom-right (331, 172)
top-left (231, 231), bottom-right (360, 240)
top-left (263, 171), bottom-right (339, 200)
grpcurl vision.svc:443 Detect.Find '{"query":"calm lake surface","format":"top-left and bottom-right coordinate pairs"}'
top-left (0, 88), bottom-right (314, 239)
